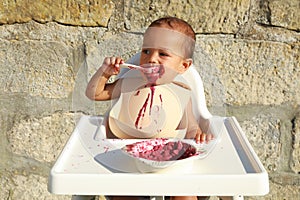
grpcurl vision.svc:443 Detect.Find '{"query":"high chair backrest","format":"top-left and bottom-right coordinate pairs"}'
top-left (120, 53), bottom-right (212, 129)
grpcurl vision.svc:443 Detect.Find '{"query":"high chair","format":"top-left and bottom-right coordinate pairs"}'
top-left (48, 53), bottom-right (269, 200)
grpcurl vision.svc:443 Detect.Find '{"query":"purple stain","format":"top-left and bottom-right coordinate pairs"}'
top-left (149, 85), bottom-right (155, 115)
top-left (135, 93), bottom-right (150, 129)
top-left (135, 90), bottom-right (140, 96)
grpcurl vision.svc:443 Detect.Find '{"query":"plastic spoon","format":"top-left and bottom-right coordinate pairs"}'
top-left (120, 63), bottom-right (146, 70)
top-left (120, 63), bottom-right (157, 73)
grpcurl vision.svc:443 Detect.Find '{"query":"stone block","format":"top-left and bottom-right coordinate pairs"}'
top-left (236, 23), bottom-right (300, 43)
top-left (245, 181), bottom-right (300, 200)
top-left (0, 21), bottom-right (106, 45)
top-left (250, 172), bottom-right (300, 200)
top-left (123, 0), bottom-right (251, 33)
top-left (0, 172), bottom-right (71, 200)
top-left (269, 0), bottom-right (300, 31)
top-left (0, 0), bottom-right (114, 26)
top-left (0, 39), bottom-right (75, 98)
top-left (193, 42), bottom-right (227, 111)
top-left (196, 36), bottom-right (300, 105)
top-left (240, 114), bottom-right (281, 172)
top-left (84, 31), bottom-right (142, 80)
top-left (7, 112), bottom-right (81, 163)
top-left (0, 21), bottom-right (106, 101)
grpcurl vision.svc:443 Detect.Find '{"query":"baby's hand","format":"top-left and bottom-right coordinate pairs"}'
top-left (100, 57), bottom-right (124, 77)
top-left (195, 132), bottom-right (214, 144)
top-left (193, 128), bottom-right (214, 144)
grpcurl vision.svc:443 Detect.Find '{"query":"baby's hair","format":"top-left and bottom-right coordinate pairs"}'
top-left (148, 16), bottom-right (196, 41)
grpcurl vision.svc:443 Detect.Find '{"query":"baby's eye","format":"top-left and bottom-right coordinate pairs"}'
top-left (158, 49), bottom-right (171, 57)
top-left (159, 52), bottom-right (169, 56)
top-left (142, 49), bottom-right (151, 55)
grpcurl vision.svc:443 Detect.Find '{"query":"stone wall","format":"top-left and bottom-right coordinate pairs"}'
top-left (0, 0), bottom-right (299, 199)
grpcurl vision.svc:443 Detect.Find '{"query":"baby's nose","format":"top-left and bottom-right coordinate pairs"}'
top-left (148, 53), bottom-right (159, 64)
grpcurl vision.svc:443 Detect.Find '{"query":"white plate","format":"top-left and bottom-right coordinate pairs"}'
top-left (121, 138), bottom-right (207, 172)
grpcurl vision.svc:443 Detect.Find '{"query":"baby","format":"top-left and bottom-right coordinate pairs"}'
top-left (86, 17), bottom-right (211, 144)
top-left (86, 16), bottom-right (212, 200)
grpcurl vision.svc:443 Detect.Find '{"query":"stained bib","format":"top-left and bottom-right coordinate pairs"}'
top-left (109, 70), bottom-right (191, 139)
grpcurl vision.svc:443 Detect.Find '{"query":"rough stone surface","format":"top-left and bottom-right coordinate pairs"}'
top-left (0, 0), bottom-right (114, 26)
top-left (262, 172), bottom-right (300, 200)
top-left (240, 114), bottom-right (281, 172)
top-left (85, 32), bottom-right (143, 74)
top-left (123, 0), bottom-right (251, 33)
top-left (269, 0), bottom-right (300, 31)
top-left (197, 36), bottom-right (300, 106)
top-left (0, 20), bottom-right (106, 44)
top-left (0, 0), bottom-right (300, 199)
top-left (8, 112), bottom-right (80, 163)
top-left (246, 181), bottom-right (300, 200)
top-left (0, 39), bottom-right (75, 98)
top-left (0, 21), bottom-right (106, 99)
top-left (236, 23), bottom-right (300, 43)
top-left (0, 172), bottom-right (71, 200)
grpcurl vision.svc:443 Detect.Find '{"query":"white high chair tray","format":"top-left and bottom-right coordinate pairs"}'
top-left (48, 115), bottom-right (269, 196)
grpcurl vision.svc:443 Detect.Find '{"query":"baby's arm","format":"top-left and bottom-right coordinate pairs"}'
top-left (185, 100), bottom-right (213, 143)
top-left (86, 57), bottom-right (124, 101)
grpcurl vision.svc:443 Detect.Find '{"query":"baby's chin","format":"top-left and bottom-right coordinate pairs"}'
top-left (144, 73), bottom-right (160, 85)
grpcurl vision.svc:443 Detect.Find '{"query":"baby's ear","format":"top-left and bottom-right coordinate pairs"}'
top-left (179, 58), bottom-right (193, 73)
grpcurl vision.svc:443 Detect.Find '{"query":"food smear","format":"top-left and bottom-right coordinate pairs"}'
top-left (135, 93), bottom-right (150, 129)
top-left (134, 64), bottom-right (165, 130)
top-left (134, 85), bottom-right (162, 129)
top-left (142, 64), bottom-right (162, 84)
top-left (124, 138), bottom-right (198, 161)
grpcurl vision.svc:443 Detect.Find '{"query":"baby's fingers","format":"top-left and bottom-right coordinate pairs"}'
top-left (102, 57), bottom-right (123, 66)
top-left (195, 133), bottom-right (214, 144)
top-left (101, 57), bottom-right (124, 75)
top-left (111, 57), bottom-right (124, 68)
top-left (205, 133), bottom-right (214, 142)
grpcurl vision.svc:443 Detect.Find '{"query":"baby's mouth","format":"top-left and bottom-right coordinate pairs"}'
top-left (141, 64), bottom-right (164, 85)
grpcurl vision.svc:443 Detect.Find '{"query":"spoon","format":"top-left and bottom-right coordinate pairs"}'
top-left (120, 63), bottom-right (143, 70)
top-left (120, 63), bottom-right (159, 73)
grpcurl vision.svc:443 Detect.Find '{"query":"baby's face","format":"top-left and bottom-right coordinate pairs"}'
top-left (139, 48), bottom-right (187, 74)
